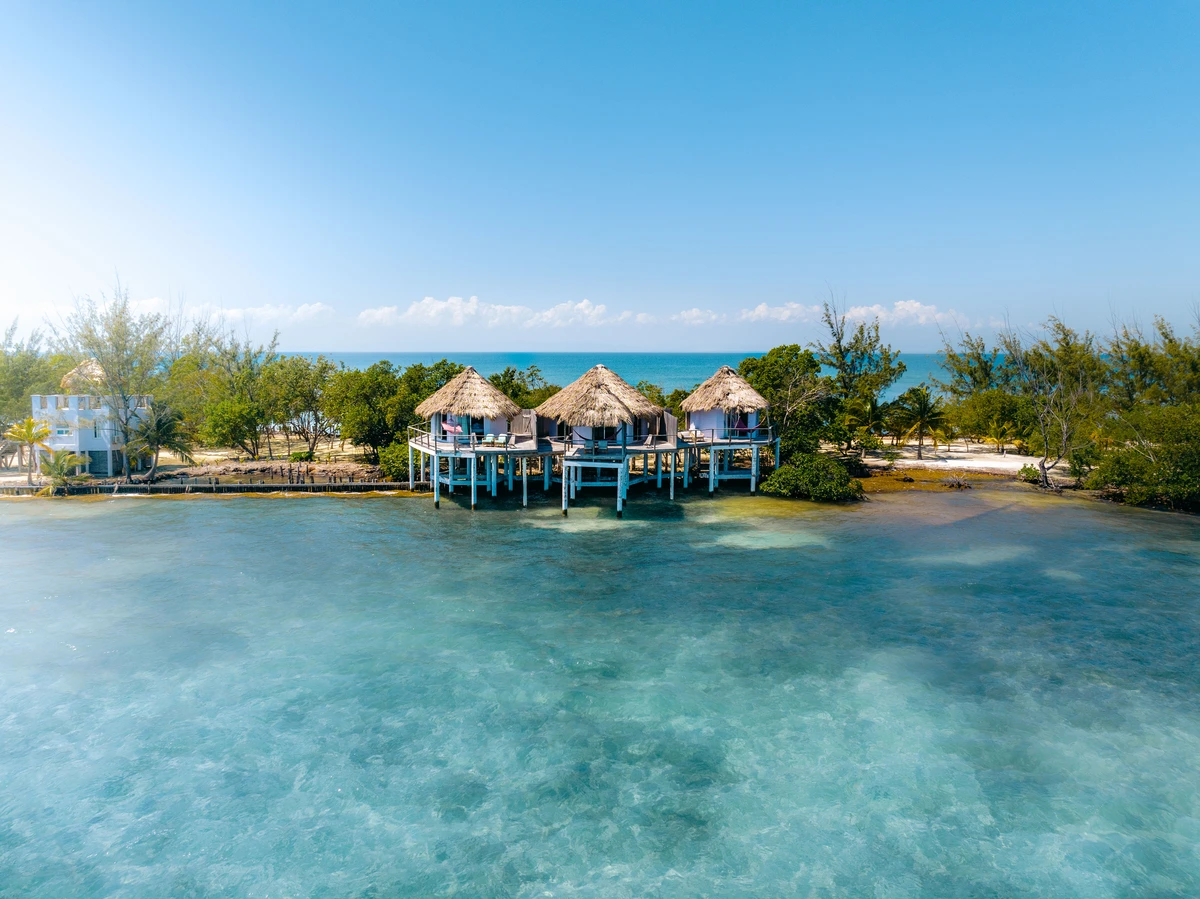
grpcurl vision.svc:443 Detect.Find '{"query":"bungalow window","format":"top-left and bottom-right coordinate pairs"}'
top-left (93, 420), bottom-right (100, 438)
top-left (56, 428), bottom-right (70, 437)
top-left (38, 396), bottom-right (47, 409)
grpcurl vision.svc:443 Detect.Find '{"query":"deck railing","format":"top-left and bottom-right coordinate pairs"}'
top-left (677, 425), bottom-right (775, 444)
top-left (408, 426), bottom-right (530, 453)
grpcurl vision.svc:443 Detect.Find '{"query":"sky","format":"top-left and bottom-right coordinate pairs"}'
top-left (1, 1), bottom-right (1197, 352)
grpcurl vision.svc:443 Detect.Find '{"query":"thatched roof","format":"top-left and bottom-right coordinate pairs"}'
top-left (535, 364), bottom-right (662, 427)
top-left (680, 366), bottom-right (768, 413)
top-left (414, 367), bottom-right (521, 420)
top-left (60, 359), bottom-right (106, 393)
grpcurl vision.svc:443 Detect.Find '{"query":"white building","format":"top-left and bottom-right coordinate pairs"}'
top-left (31, 361), bottom-right (150, 477)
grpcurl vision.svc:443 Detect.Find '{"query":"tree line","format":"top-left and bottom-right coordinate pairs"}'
top-left (3, 285), bottom-right (1199, 509)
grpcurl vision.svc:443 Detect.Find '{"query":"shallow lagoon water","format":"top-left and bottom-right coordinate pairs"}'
top-left (1, 488), bottom-right (1199, 897)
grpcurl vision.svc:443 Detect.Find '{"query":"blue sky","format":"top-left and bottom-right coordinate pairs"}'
top-left (2, 1), bottom-right (1197, 351)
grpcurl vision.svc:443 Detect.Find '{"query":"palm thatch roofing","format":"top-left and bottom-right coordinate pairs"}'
top-left (534, 364), bottom-right (662, 427)
top-left (414, 366), bottom-right (521, 420)
top-left (60, 359), bottom-right (106, 393)
top-left (680, 365), bottom-right (769, 413)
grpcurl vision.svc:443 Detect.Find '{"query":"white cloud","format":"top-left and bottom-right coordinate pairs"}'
top-left (739, 302), bottom-right (822, 323)
top-left (525, 298), bottom-right (613, 328)
top-left (357, 296), bottom-right (532, 328)
top-left (222, 302), bottom-right (334, 325)
top-left (845, 300), bottom-right (960, 327)
top-left (356, 296), bottom-right (661, 330)
top-left (671, 308), bottom-right (724, 326)
top-left (129, 296), bottom-right (334, 325)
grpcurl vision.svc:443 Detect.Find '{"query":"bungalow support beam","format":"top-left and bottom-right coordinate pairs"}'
top-left (471, 456), bottom-right (478, 510)
top-left (521, 456), bottom-right (528, 507)
top-left (561, 462), bottom-right (569, 515)
top-left (507, 454), bottom-right (514, 493)
top-left (433, 452), bottom-right (440, 508)
top-left (669, 451), bottom-right (675, 500)
top-left (617, 462), bottom-right (627, 518)
top-left (408, 444), bottom-right (414, 490)
top-left (751, 447), bottom-right (758, 493)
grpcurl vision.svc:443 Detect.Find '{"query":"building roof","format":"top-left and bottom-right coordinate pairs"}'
top-left (535, 364), bottom-right (662, 427)
top-left (414, 366), bottom-right (521, 420)
top-left (680, 365), bottom-right (769, 413)
top-left (60, 359), bottom-right (106, 394)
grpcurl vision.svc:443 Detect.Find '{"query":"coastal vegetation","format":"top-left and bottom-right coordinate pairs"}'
top-left (3, 287), bottom-right (1200, 511)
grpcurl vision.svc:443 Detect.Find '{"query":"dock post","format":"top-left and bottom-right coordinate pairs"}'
top-left (751, 447), bottom-right (758, 493)
top-left (521, 456), bottom-right (528, 507)
top-left (569, 464), bottom-right (577, 500)
top-left (616, 463), bottom-right (624, 518)
top-left (656, 452), bottom-right (662, 489)
top-left (433, 453), bottom-right (440, 508)
top-left (562, 462), bottom-right (569, 515)
top-left (507, 454), bottom-right (514, 492)
top-left (471, 456), bottom-right (477, 510)
top-left (709, 449), bottom-right (716, 495)
top-left (408, 444), bottom-right (414, 490)
top-left (544, 456), bottom-right (551, 491)
top-left (669, 451), bottom-right (675, 499)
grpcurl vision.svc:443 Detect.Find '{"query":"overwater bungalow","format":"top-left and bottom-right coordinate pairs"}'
top-left (680, 365), bottom-right (778, 493)
top-left (409, 366), bottom-right (538, 509)
top-left (535, 364), bottom-right (680, 516)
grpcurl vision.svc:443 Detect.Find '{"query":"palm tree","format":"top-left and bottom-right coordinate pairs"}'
top-left (36, 449), bottom-right (90, 496)
top-left (845, 395), bottom-right (890, 454)
top-left (892, 386), bottom-right (947, 461)
top-left (981, 416), bottom-right (1015, 455)
top-left (127, 403), bottom-right (194, 481)
top-left (3, 417), bottom-right (51, 485)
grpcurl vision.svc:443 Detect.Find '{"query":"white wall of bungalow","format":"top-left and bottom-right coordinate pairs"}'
top-left (686, 409), bottom-right (760, 439)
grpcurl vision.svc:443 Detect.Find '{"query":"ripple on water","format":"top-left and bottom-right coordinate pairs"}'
top-left (0, 491), bottom-right (1198, 896)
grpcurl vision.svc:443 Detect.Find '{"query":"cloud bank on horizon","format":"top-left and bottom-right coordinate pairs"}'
top-left (82, 292), bottom-right (986, 352)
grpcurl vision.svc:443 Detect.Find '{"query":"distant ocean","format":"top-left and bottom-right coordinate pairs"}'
top-left (300, 351), bottom-right (945, 397)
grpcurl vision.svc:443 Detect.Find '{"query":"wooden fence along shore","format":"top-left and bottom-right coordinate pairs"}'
top-left (0, 481), bottom-right (429, 497)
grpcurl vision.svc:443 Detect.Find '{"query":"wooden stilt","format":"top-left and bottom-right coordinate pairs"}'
top-left (507, 454), bottom-right (513, 492)
top-left (562, 462), bottom-right (569, 515)
top-left (433, 452), bottom-right (440, 507)
top-left (544, 456), bottom-right (551, 491)
top-left (751, 446), bottom-right (758, 493)
top-left (669, 451), bottom-right (675, 500)
top-left (616, 463), bottom-right (624, 518)
top-left (656, 452), bottom-right (662, 489)
top-left (521, 456), bottom-right (527, 507)
top-left (471, 455), bottom-right (477, 510)
top-left (709, 448), bottom-right (716, 494)
top-left (408, 443), bottom-right (414, 490)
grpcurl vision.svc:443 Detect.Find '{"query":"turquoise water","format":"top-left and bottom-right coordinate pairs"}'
top-left (303, 351), bottom-right (945, 396)
top-left (2, 487), bottom-right (1198, 896)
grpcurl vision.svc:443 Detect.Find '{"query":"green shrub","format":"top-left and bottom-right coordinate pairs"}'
top-left (1018, 464), bottom-right (1040, 484)
top-left (377, 442), bottom-right (410, 482)
top-left (289, 450), bottom-right (314, 462)
top-left (759, 454), bottom-right (863, 502)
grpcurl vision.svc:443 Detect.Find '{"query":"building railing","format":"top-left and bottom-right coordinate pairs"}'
top-left (407, 426), bottom-right (534, 453)
top-left (677, 425), bottom-right (775, 444)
